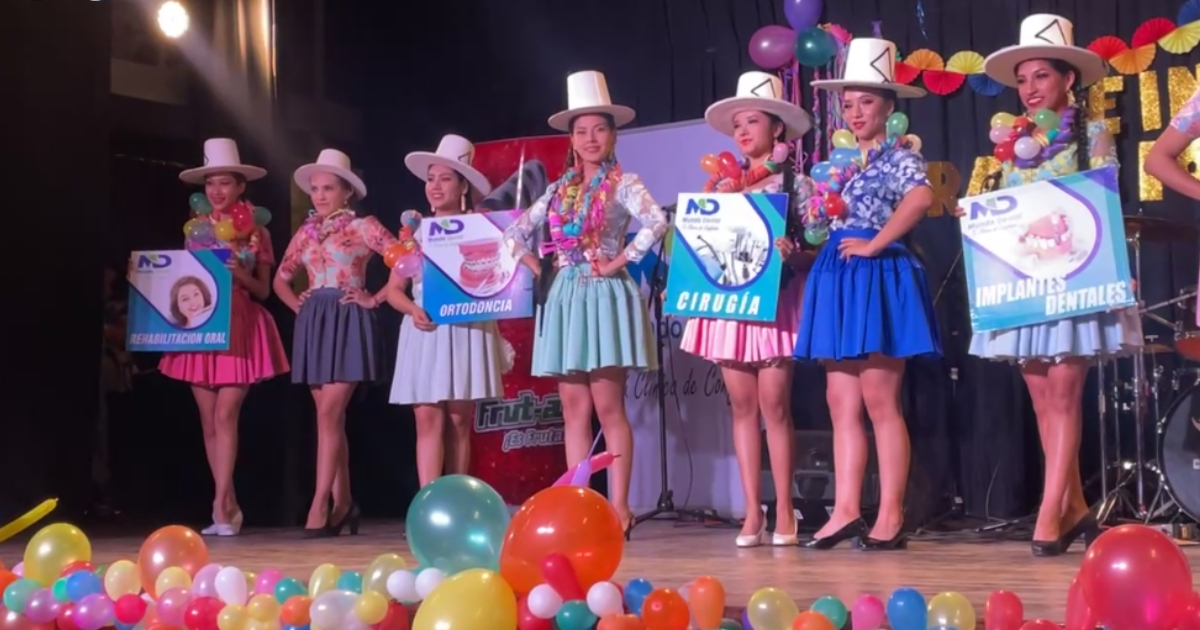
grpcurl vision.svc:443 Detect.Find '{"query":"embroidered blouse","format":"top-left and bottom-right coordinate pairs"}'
top-left (833, 147), bottom-right (929, 231)
top-left (277, 215), bottom-right (398, 290)
top-left (1170, 84), bottom-right (1200, 138)
top-left (503, 173), bottom-right (669, 268)
top-left (1000, 120), bottom-right (1118, 188)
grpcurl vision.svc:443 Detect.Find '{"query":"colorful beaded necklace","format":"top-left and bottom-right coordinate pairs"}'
top-left (546, 159), bottom-right (621, 269)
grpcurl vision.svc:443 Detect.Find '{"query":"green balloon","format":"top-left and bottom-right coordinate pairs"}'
top-left (1032, 107), bottom-right (1060, 129)
top-left (812, 595), bottom-right (849, 629)
top-left (3, 579), bottom-right (38, 613)
top-left (253, 206), bottom-right (272, 225)
top-left (405, 474), bottom-right (510, 574)
top-left (51, 577), bottom-right (70, 603)
top-left (555, 601), bottom-right (597, 630)
top-left (794, 26), bottom-right (836, 67)
top-left (719, 619), bottom-right (745, 630)
top-left (189, 192), bottom-right (212, 214)
top-left (273, 577), bottom-right (306, 604)
top-left (886, 112), bottom-right (909, 138)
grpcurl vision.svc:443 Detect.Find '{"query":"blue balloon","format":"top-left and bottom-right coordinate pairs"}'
top-left (64, 571), bottom-right (103, 603)
top-left (830, 148), bottom-right (858, 168)
top-left (886, 587), bottom-right (926, 630)
top-left (623, 578), bottom-right (653, 615)
top-left (405, 474), bottom-right (510, 574)
top-left (336, 571), bottom-right (362, 593)
top-left (810, 161), bottom-right (833, 182)
top-left (555, 600), bottom-right (597, 630)
top-left (274, 577), bottom-right (306, 604)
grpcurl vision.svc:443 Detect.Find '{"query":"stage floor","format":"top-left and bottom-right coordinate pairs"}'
top-left (4, 520), bottom-right (1199, 620)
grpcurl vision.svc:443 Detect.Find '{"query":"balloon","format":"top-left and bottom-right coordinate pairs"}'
top-left (414, 568), bottom-right (446, 600)
top-left (717, 151), bottom-right (742, 181)
top-left (748, 25), bottom-right (797, 70)
top-left (988, 126), bottom-right (1011, 144)
top-left (886, 112), bottom-right (909, 138)
top-left (360, 555), bottom-right (404, 598)
top-left (157, 588), bottom-right (191, 626)
top-left (555, 601), bottom-right (596, 630)
top-left (810, 596), bottom-right (846, 629)
top-left (794, 26), bottom-right (836, 67)
top-left (804, 224), bottom-right (828, 245)
top-left (688, 576), bottom-right (725, 629)
top-left (4, 580), bottom-right (37, 612)
top-left (822, 192), bottom-right (845, 218)
top-left (518, 596), bottom-right (552, 630)
top-left (792, 612), bottom-right (835, 630)
top-left (746, 587), bottom-right (797, 630)
top-left (251, 207), bottom-right (271, 226)
top-left (719, 620), bottom-right (744, 630)
top-left (308, 565), bottom-right (339, 598)
top-left (885, 588), bottom-right (925, 630)
top-left (411, 569), bottom-right (516, 630)
top-left (983, 591), bottom-right (1022, 630)
top-left (771, 143), bottom-right (790, 163)
top-left (272, 577), bottom-right (304, 604)
top-left (155, 567), bottom-right (191, 596)
top-left (527, 585), bottom-right (563, 619)
top-left (1032, 108), bottom-right (1060, 129)
top-left (623, 579), bottom-right (653, 616)
top-left (1063, 575), bottom-right (1095, 630)
top-left (215, 604), bottom-right (246, 630)
top-left (831, 129), bottom-right (856, 149)
top-left (74, 593), bottom-right (114, 630)
top-left (406, 475), bottom-right (509, 575)
top-left (829, 148), bottom-right (858, 168)
top-left (214, 220), bottom-right (237, 241)
top-left (641, 589), bottom-right (688, 630)
top-left (994, 141), bottom-right (1015, 161)
top-left (229, 205), bottom-right (254, 237)
top-left (1079, 525), bottom-right (1193, 630)
top-left (1012, 115), bottom-right (1032, 129)
top-left (700, 154), bottom-right (721, 176)
top-left (1176, 592), bottom-right (1200, 630)
top-left (23, 525), bottom-right (91, 586)
top-left (904, 134), bottom-right (922, 152)
top-left (553, 453), bottom-right (617, 487)
top-left (597, 615), bottom-right (645, 630)
top-left (585, 582), bottom-right (623, 618)
top-left (23, 589), bottom-right (60, 624)
top-left (310, 590), bottom-right (356, 629)
top-left (990, 112), bottom-right (1016, 128)
top-left (1013, 137), bottom-right (1041, 160)
top-left (183, 597), bottom-right (222, 630)
top-left (112, 595), bottom-right (145, 625)
top-left (385, 571), bottom-right (418, 604)
top-left (1018, 621), bottom-right (1058, 630)
top-left (849, 595), bottom-right (884, 630)
top-left (353, 592), bottom-right (387, 625)
top-left (213, 567), bottom-right (247, 606)
top-left (783, 0), bottom-right (823, 31)
top-left (498, 486), bottom-right (624, 596)
top-left (190, 193), bottom-right (212, 213)
top-left (245, 595), bottom-right (278, 622)
top-left (0, 574), bottom-right (14, 598)
top-left (927, 592), bottom-right (974, 630)
top-left (810, 162), bottom-right (832, 183)
top-left (336, 571), bottom-right (363, 594)
top-left (393, 254), bottom-right (422, 278)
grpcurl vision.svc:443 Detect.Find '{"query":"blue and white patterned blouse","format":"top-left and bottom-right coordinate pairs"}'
top-left (832, 147), bottom-right (929, 231)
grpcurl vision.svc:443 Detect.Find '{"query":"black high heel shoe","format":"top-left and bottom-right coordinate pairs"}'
top-left (1031, 512), bottom-right (1099, 557)
top-left (327, 501), bottom-right (361, 537)
top-left (857, 530), bottom-right (910, 551)
top-left (802, 518), bottom-right (866, 550)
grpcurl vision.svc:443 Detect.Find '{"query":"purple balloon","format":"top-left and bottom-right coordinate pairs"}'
top-left (783, 0), bottom-right (823, 31)
top-left (748, 25), bottom-right (796, 70)
top-left (743, 608), bottom-right (755, 629)
top-left (74, 593), bottom-right (114, 630)
top-left (24, 589), bottom-right (61, 624)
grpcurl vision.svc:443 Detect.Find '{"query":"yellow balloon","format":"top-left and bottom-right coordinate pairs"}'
top-left (411, 569), bottom-right (517, 630)
top-left (990, 112), bottom-right (1016, 129)
top-left (217, 604), bottom-right (248, 630)
top-left (746, 587), bottom-right (799, 630)
top-left (363, 554), bottom-right (407, 597)
top-left (0, 499), bottom-right (57, 544)
top-left (308, 564), bottom-right (339, 597)
top-left (23, 523), bottom-right (91, 586)
top-left (156, 566), bottom-right (192, 595)
top-left (927, 591), bottom-right (976, 630)
top-left (354, 592), bottom-right (388, 625)
top-left (214, 219), bottom-right (237, 241)
top-left (245, 619), bottom-right (279, 630)
top-left (905, 134), bottom-right (923, 152)
top-left (104, 560), bottom-right (140, 599)
top-left (244, 572), bottom-right (257, 591)
top-left (831, 129), bottom-right (856, 149)
top-left (246, 594), bottom-right (279, 622)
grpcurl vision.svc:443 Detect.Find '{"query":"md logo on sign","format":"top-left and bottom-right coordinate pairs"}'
top-left (685, 198), bottom-right (720, 216)
top-left (429, 218), bottom-right (466, 236)
top-left (136, 253), bottom-right (173, 270)
top-left (968, 195), bottom-right (1019, 220)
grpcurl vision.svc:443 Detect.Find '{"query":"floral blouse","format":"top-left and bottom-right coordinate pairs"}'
top-left (1001, 120), bottom-right (1118, 188)
top-left (277, 214), bottom-right (398, 290)
top-left (1171, 84), bottom-right (1200, 138)
top-left (833, 147), bottom-right (929, 231)
top-left (503, 173), bottom-right (669, 268)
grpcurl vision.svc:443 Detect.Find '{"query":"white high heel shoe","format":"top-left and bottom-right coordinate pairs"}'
top-left (203, 508), bottom-right (243, 537)
top-left (736, 520), bottom-right (767, 547)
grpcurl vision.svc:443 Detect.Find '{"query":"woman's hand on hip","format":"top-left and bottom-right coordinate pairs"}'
top-left (340, 287), bottom-right (377, 308)
top-left (837, 237), bottom-right (881, 260)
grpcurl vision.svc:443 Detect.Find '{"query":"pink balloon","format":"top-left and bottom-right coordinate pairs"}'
top-left (1020, 621), bottom-right (1058, 630)
top-left (253, 570), bottom-right (282, 596)
top-left (1064, 575), bottom-right (1096, 630)
top-left (985, 591), bottom-right (1023, 630)
top-left (989, 126), bottom-right (1011, 144)
top-left (191, 565), bottom-right (222, 598)
top-left (73, 594), bottom-right (113, 630)
top-left (850, 594), bottom-right (885, 630)
top-left (771, 143), bottom-right (790, 163)
top-left (156, 588), bottom-right (190, 627)
top-left (552, 452), bottom-right (617, 487)
top-left (23, 590), bottom-right (60, 625)
top-left (392, 254), bottom-right (421, 278)
top-left (1079, 525), bottom-right (1193, 630)
top-left (749, 25), bottom-right (796, 70)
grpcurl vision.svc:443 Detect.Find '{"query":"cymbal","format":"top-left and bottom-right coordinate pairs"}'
top-left (1146, 343), bottom-right (1176, 354)
top-left (1124, 215), bottom-right (1198, 242)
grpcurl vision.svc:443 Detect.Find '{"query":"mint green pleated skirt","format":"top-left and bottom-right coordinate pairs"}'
top-left (531, 264), bottom-right (657, 376)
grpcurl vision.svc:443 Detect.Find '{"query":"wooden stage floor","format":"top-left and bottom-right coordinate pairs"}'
top-left (4, 520), bottom-right (1199, 620)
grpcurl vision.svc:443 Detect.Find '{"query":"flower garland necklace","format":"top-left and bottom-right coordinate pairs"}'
top-left (987, 106), bottom-right (1075, 169)
top-left (546, 159), bottom-right (621, 271)
top-left (303, 207), bottom-right (355, 243)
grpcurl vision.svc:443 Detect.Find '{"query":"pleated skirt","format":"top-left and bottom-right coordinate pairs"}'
top-left (680, 270), bottom-right (805, 366)
top-left (291, 288), bottom-right (384, 384)
top-left (389, 317), bottom-right (509, 405)
top-left (968, 307), bottom-right (1143, 361)
top-left (794, 228), bottom-right (942, 360)
top-left (159, 289), bottom-right (289, 386)
top-left (531, 265), bottom-right (656, 376)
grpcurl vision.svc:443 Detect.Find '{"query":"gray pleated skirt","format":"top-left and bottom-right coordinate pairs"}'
top-left (291, 288), bottom-right (383, 385)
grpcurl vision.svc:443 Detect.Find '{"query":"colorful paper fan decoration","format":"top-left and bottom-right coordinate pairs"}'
top-left (893, 59), bottom-right (921, 85)
top-left (1087, 35), bottom-right (1128, 60)
top-left (895, 48), bottom-right (941, 86)
top-left (1134, 18), bottom-right (1176, 47)
top-left (1160, 21), bottom-right (1200, 54)
top-left (1179, 0), bottom-right (1200, 26)
top-left (1112, 44), bottom-right (1156, 74)
top-left (920, 51), bottom-right (979, 95)
top-left (968, 74), bottom-right (1006, 97)
top-left (824, 23), bottom-right (852, 44)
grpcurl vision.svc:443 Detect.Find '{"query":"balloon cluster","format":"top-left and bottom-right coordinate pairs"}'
top-left (698, 144), bottom-right (789, 193)
top-left (802, 114), bottom-right (920, 245)
top-left (986, 108), bottom-right (1068, 164)
top-left (183, 194), bottom-right (271, 250)
top-left (748, 0), bottom-right (836, 69)
top-left (383, 211), bottom-right (422, 278)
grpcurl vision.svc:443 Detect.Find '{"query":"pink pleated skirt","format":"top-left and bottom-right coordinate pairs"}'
top-left (679, 272), bottom-right (805, 366)
top-left (159, 290), bottom-right (289, 386)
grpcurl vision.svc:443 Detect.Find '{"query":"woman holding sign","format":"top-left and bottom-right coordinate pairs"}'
top-left (387, 134), bottom-right (511, 488)
top-left (967, 14), bottom-right (1140, 556)
top-left (504, 71), bottom-right (670, 536)
top-left (794, 38), bottom-right (941, 550)
top-left (680, 70), bottom-right (816, 547)
top-left (161, 138), bottom-right (290, 537)
top-left (274, 148), bottom-right (398, 536)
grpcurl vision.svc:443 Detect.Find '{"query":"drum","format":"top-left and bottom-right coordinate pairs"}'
top-left (1176, 285), bottom-right (1200, 361)
top-left (1158, 384), bottom-right (1200, 521)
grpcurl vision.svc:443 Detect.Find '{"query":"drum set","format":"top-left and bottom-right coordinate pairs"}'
top-left (1096, 214), bottom-right (1200, 533)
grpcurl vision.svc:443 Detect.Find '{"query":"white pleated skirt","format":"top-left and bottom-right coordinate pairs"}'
top-left (389, 317), bottom-right (511, 405)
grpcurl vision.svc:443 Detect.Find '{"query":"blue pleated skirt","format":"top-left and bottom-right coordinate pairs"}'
top-left (968, 308), bottom-right (1143, 361)
top-left (794, 228), bottom-right (942, 361)
top-left (531, 264), bottom-right (657, 376)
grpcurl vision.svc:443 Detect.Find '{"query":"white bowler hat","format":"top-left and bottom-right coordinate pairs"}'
top-left (811, 38), bottom-right (926, 98)
top-left (705, 71), bottom-right (813, 139)
top-left (404, 134), bottom-right (492, 201)
top-left (547, 70), bottom-right (636, 131)
top-left (984, 14), bottom-right (1108, 88)
top-left (179, 138), bottom-right (266, 184)
top-left (293, 149), bottom-right (367, 199)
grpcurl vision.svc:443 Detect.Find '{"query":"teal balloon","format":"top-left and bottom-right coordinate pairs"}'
top-left (794, 26), bottom-right (836, 67)
top-left (273, 577), bottom-right (306, 603)
top-left (719, 619), bottom-right (745, 630)
top-left (812, 595), bottom-right (848, 628)
top-left (336, 571), bottom-right (362, 593)
top-left (189, 193), bottom-right (212, 214)
top-left (253, 206), bottom-right (271, 225)
top-left (804, 225), bottom-right (828, 245)
top-left (404, 474), bottom-right (510, 574)
top-left (4, 579), bottom-right (38, 613)
top-left (51, 578), bottom-right (70, 603)
top-left (1032, 107), bottom-right (1060, 129)
top-left (886, 112), bottom-right (909, 138)
top-left (554, 601), bottom-right (596, 630)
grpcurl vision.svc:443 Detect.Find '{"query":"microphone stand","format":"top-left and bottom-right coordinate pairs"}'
top-left (634, 207), bottom-right (737, 529)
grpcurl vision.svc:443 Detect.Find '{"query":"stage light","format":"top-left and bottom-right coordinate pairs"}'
top-left (157, 1), bottom-right (189, 38)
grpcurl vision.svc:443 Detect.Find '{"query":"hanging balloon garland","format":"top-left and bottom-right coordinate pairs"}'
top-left (383, 210), bottom-right (423, 279)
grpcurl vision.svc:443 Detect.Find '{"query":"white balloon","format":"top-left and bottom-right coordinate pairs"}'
top-left (527, 584), bottom-right (563, 619)
top-left (214, 567), bottom-right (248, 605)
top-left (310, 590), bottom-right (356, 630)
top-left (341, 610), bottom-right (371, 630)
top-left (385, 570), bottom-right (419, 603)
top-left (414, 568), bottom-right (445, 600)
top-left (585, 582), bottom-right (623, 617)
top-left (1014, 136), bottom-right (1041, 160)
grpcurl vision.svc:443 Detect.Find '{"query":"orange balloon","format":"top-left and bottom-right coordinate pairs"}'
top-left (279, 596), bottom-right (311, 626)
top-left (383, 243), bottom-right (406, 269)
top-left (699, 154), bottom-right (721, 176)
top-left (641, 588), bottom-right (689, 630)
top-left (0, 570), bottom-right (16, 595)
top-left (597, 614), bottom-right (646, 630)
top-left (792, 611), bottom-right (836, 630)
top-left (689, 576), bottom-right (725, 629)
top-left (137, 526), bottom-right (209, 598)
top-left (498, 486), bottom-right (624, 596)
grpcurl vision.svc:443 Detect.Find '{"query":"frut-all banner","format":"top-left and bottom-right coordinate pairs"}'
top-left (126, 249), bottom-right (232, 351)
top-left (419, 210), bottom-right (534, 324)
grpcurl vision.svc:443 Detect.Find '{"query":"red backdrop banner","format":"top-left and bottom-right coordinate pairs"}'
top-left (469, 134), bottom-right (571, 506)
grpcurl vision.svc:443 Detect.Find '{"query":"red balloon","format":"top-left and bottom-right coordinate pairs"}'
top-left (822, 192), bottom-right (845, 218)
top-left (1175, 592), bottom-right (1200, 630)
top-left (1063, 575), bottom-right (1096, 630)
top-left (1079, 525), bottom-right (1193, 630)
top-left (541, 553), bottom-right (585, 601)
top-left (517, 597), bottom-right (551, 630)
top-left (717, 151), bottom-right (742, 181)
top-left (1013, 116), bottom-right (1031, 129)
top-left (1019, 621), bottom-right (1058, 630)
top-left (113, 595), bottom-right (147, 625)
top-left (56, 605), bottom-right (80, 630)
top-left (994, 141), bottom-right (1015, 161)
top-left (640, 589), bottom-right (689, 630)
top-left (59, 562), bottom-right (95, 577)
top-left (183, 597), bottom-right (223, 630)
top-left (374, 602), bottom-right (410, 630)
top-left (985, 591), bottom-right (1023, 630)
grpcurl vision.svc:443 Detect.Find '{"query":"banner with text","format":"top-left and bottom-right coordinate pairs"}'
top-left (421, 210), bottom-right (534, 325)
top-left (126, 249), bottom-right (232, 351)
top-left (958, 165), bottom-right (1134, 332)
top-left (664, 192), bottom-right (788, 322)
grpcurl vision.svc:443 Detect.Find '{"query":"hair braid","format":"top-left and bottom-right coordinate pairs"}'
top-left (1072, 86), bottom-right (1090, 173)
